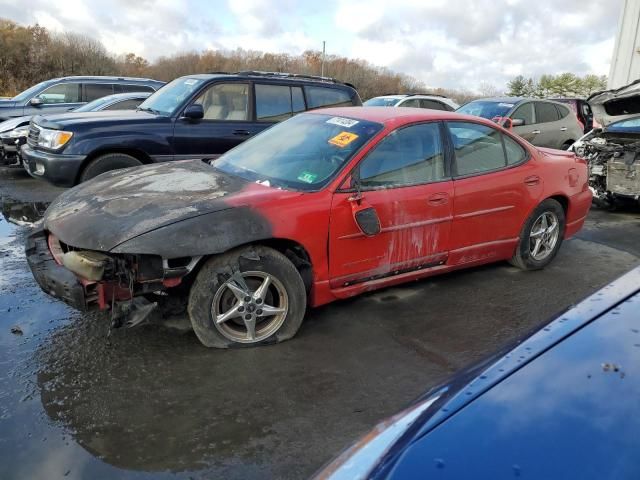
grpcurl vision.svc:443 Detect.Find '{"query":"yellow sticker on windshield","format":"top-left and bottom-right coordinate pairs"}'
top-left (329, 131), bottom-right (359, 148)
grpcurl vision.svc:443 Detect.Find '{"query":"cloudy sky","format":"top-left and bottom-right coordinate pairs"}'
top-left (0, 0), bottom-right (623, 91)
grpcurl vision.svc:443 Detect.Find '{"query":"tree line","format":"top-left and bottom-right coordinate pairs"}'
top-left (506, 73), bottom-right (607, 98)
top-left (1, 18), bottom-right (608, 104)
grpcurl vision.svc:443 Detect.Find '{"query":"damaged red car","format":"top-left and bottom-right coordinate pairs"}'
top-left (26, 107), bottom-right (592, 348)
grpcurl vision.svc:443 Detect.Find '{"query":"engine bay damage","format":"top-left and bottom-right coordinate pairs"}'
top-left (574, 130), bottom-right (640, 208)
top-left (37, 232), bottom-right (201, 329)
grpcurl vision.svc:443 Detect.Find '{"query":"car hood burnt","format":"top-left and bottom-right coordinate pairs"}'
top-left (588, 79), bottom-right (640, 126)
top-left (44, 160), bottom-right (291, 253)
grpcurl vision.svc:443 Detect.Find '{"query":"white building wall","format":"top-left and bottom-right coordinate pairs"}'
top-left (609, 0), bottom-right (640, 88)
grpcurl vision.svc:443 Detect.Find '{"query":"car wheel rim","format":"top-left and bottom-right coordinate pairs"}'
top-left (529, 211), bottom-right (560, 261)
top-left (212, 271), bottom-right (289, 344)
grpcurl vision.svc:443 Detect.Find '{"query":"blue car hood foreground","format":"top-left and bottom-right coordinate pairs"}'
top-left (316, 267), bottom-right (640, 480)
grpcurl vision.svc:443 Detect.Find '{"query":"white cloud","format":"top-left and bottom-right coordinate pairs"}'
top-left (0, 0), bottom-right (624, 91)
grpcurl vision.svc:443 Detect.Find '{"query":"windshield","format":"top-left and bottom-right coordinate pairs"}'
top-left (607, 117), bottom-right (640, 131)
top-left (74, 96), bottom-right (114, 112)
top-left (136, 77), bottom-right (205, 116)
top-left (457, 101), bottom-right (515, 119)
top-left (364, 97), bottom-right (401, 107)
top-left (214, 113), bottom-right (383, 191)
top-left (12, 81), bottom-right (53, 102)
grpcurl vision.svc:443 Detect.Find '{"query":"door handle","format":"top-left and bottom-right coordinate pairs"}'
top-left (427, 192), bottom-right (449, 206)
top-left (560, 127), bottom-right (567, 131)
top-left (524, 175), bottom-right (541, 186)
top-left (232, 129), bottom-right (251, 136)
top-left (531, 130), bottom-right (541, 135)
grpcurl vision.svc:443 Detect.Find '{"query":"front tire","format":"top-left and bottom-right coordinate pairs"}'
top-left (510, 199), bottom-right (565, 270)
top-left (79, 153), bottom-right (143, 183)
top-left (188, 246), bottom-right (307, 348)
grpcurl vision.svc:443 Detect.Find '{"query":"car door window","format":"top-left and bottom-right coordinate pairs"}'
top-left (103, 99), bottom-right (143, 110)
top-left (535, 102), bottom-right (560, 123)
top-left (511, 103), bottom-right (534, 125)
top-left (84, 83), bottom-right (115, 102)
top-left (555, 104), bottom-right (570, 119)
top-left (503, 134), bottom-right (527, 165)
top-left (118, 84), bottom-right (155, 93)
top-left (193, 83), bottom-right (249, 121)
top-left (401, 98), bottom-right (421, 107)
top-left (304, 86), bottom-right (352, 109)
top-left (420, 99), bottom-right (447, 110)
top-left (448, 122), bottom-right (507, 176)
top-left (35, 83), bottom-right (80, 104)
top-left (359, 123), bottom-right (445, 188)
top-left (255, 84), bottom-right (296, 122)
top-left (292, 87), bottom-right (305, 113)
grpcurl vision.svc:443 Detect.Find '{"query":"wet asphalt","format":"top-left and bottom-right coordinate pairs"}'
top-left (0, 166), bottom-right (639, 480)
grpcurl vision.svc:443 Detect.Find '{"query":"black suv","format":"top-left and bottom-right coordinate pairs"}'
top-left (0, 76), bottom-right (165, 121)
top-left (21, 72), bottom-right (362, 186)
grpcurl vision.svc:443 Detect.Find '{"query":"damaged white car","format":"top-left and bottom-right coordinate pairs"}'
top-left (572, 81), bottom-right (640, 208)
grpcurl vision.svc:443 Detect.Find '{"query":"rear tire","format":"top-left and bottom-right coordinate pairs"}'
top-left (79, 153), bottom-right (142, 183)
top-left (188, 246), bottom-right (307, 348)
top-left (510, 199), bottom-right (565, 270)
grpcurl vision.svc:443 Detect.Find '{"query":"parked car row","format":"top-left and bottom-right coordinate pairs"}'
top-left (0, 72), bottom-right (602, 187)
top-left (0, 91), bottom-right (152, 167)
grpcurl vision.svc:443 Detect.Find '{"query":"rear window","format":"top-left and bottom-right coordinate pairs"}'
top-left (535, 102), bottom-right (560, 123)
top-left (305, 86), bottom-right (353, 109)
top-left (420, 99), bottom-right (448, 110)
top-left (604, 97), bottom-right (640, 117)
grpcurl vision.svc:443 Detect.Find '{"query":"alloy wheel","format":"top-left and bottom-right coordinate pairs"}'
top-left (212, 271), bottom-right (289, 344)
top-left (529, 211), bottom-right (560, 261)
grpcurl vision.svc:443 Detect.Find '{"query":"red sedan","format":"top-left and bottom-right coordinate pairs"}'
top-left (27, 107), bottom-right (592, 348)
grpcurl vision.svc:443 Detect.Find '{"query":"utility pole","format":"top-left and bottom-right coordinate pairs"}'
top-left (321, 41), bottom-right (326, 77)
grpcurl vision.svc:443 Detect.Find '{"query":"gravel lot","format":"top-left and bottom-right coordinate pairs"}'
top-left (1, 166), bottom-right (638, 480)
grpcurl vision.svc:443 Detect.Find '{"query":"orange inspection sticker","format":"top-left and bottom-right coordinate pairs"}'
top-left (329, 131), bottom-right (359, 148)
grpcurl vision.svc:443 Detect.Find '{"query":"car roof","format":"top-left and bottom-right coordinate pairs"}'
top-left (308, 106), bottom-right (489, 126)
top-left (51, 76), bottom-right (162, 83)
top-left (180, 72), bottom-right (355, 89)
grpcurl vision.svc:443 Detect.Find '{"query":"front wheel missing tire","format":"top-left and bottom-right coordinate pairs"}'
top-left (188, 246), bottom-right (307, 348)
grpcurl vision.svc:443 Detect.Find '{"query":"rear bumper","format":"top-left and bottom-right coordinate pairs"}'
top-left (25, 228), bottom-right (88, 311)
top-left (565, 188), bottom-right (593, 239)
top-left (21, 144), bottom-right (85, 187)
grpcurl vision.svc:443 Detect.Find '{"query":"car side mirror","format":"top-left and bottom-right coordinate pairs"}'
top-left (511, 118), bottom-right (525, 127)
top-left (182, 104), bottom-right (204, 120)
top-left (348, 174), bottom-right (381, 237)
top-left (353, 205), bottom-right (381, 236)
top-left (30, 97), bottom-right (43, 107)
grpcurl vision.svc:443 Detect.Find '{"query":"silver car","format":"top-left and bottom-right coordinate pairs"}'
top-left (457, 97), bottom-right (584, 150)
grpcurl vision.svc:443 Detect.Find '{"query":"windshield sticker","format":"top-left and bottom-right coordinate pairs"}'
top-left (329, 131), bottom-right (359, 148)
top-left (326, 117), bottom-right (359, 128)
top-left (498, 103), bottom-right (514, 108)
top-left (184, 79), bottom-right (198, 85)
top-left (297, 171), bottom-right (318, 183)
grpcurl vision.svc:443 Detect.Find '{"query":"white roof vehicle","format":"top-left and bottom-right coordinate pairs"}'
top-left (363, 94), bottom-right (459, 111)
